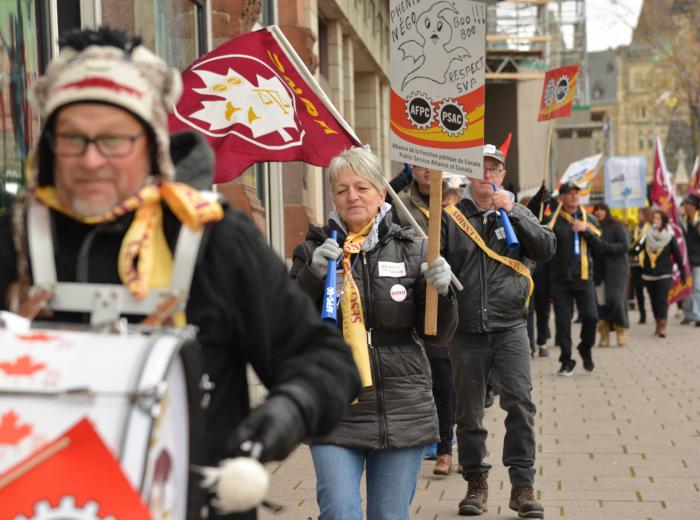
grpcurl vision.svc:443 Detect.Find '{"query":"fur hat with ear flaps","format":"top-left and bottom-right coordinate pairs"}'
top-left (29, 27), bottom-right (183, 186)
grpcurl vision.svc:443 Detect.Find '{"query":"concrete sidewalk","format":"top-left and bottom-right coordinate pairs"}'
top-left (259, 310), bottom-right (700, 519)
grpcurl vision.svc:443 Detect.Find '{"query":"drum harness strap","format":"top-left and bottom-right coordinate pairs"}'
top-left (25, 198), bottom-right (205, 327)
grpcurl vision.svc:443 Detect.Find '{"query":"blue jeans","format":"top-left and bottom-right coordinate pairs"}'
top-left (310, 444), bottom-right (423, 520)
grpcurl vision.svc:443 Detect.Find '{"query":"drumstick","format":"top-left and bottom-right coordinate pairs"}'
top-left (0, 437), bottom-right (70, 489)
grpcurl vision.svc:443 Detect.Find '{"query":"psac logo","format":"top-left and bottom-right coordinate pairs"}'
top-left (405, 92), bottom-right (467, 137)
top-left (555, 76), bottom-right (571, 103)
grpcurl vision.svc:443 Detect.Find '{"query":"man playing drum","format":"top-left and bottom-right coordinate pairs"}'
top-left (0, 27), bottom-right (360, 520)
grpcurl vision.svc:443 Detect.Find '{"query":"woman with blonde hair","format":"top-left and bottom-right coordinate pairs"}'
top-left (291, 147), bottom-right (458, 519)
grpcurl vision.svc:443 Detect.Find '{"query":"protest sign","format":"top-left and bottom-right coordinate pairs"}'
top-left (604, 156), bottom-right (647, 209)
top-left (389, 0), bottom-right (486, 176)
top-left (554, 154), bottom-right (603, 203)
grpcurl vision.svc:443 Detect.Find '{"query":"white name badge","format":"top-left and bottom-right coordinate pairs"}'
top-left (378, 261), bottom-right (407, 278)
top-left (495, 227), bottom-right (506, 241)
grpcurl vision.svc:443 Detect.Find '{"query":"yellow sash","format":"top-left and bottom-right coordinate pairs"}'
top-left (34, 182), bottom-right (224, 305)
top-left (340, 219), bottom-right (374, 388)
top-left (644, 243), bottom-right (664, 269)
top-left (444, 205), bottom-right (533, 307)
top-left (635, 223), bottom-right (650, 266)
top-left (409, 194), bottom-right (430, 221)
top-left (548, 203), bottom-right (601, 280)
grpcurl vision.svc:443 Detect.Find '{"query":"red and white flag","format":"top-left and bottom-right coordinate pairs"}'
top-left (169, 26), bottom-right (361, 184)
top-left (0, 418), bottom-right (151, 519)
top-left (689, 155), bottom-right (700, 194)
top-left (651, 137), bottom-right (692, 303)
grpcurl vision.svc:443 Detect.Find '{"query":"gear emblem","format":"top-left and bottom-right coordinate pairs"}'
top-left (544, 79), bottom-right (556, 107)
top-left (14, 496), bottom-right (116, 520)
top-left (554, 75), bottom-right (571, 103)
top-left (404, 92), bottom-right (435, 130)
top-left (437, 99), bottom-right (467, 137)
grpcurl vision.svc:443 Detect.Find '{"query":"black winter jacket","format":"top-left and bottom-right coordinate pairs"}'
top-left (290, 209), bottom-right (458, 449)
top-left (441, 195), bottom-right (556, 333)
top-left (0, 134), bottom-right (360, 520)
top-left (684, 215), bottom-right (700, 267)
top-left (592, 218), bottom-right (630, 327)
top-left (547, 207), bottom-right (602, 283)
top-left (634, 234), bottom-right (686, 279)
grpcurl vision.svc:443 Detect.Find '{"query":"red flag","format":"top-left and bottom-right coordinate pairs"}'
top-left (0, 418), bottom-right (151, 519)
top-left (499, 133), bottom-right (512, 161)
top-left (651, 137), bottom-right (692, 303)
top-left (169, 26), bottom-right (362, 184)
top-left (537, 65), bottom-right (580, 122)
top-left (689, 155), bottom-right (700, 194)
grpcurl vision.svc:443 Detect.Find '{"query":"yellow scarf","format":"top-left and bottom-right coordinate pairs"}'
top-left (34, 182), bottom-right (224, 301)
top-left (548, 203), bottom-right (601, 280)
top-left (444, 205), bottom-right (534, 307)
top-left (340, 219), bottom-right (374, 388)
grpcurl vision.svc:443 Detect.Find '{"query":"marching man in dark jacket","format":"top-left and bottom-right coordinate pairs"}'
top-left (0, 27), bottom-right (360, 520)
top-left (546, 182), bottom-right (602, 376)
top-left (441, 145), bottom-right (555, 518)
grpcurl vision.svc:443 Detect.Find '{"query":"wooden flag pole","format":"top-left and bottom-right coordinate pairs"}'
top-left (424, 170), bottom-right (443, 336)
top-left (539, 120), bottom-right (555, 220)
top-left (384, 179), bottom-right (463, 291)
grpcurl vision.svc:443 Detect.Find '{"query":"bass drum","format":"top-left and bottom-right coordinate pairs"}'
top-left (0, 326), bottom-right (208, 520)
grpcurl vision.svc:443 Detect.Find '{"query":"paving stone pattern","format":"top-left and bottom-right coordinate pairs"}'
top-left (259, 311), bottom-right (700, 519)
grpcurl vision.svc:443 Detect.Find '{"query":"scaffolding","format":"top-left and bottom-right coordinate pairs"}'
top-left (486, 0), bottom-right (589, 104)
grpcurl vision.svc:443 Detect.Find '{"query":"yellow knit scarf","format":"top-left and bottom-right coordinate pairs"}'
top-left (34, 182), bottom-right (224, 301)
top-left (340, 219), bottom-right (374, 388)
top-left (549, 203), bottom-right (601, 280)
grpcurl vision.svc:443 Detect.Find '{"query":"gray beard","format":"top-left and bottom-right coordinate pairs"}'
top-left (69, 196), bottom-right (119, 217)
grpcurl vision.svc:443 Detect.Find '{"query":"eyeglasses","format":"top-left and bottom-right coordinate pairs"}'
top-left (483, 166), bottom-right (504, 178)
top-left (50, 132), bottom-right (145, 158)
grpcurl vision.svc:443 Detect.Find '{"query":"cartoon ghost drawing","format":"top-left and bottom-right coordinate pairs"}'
top-left (399, 2), bottom-right (470, 92)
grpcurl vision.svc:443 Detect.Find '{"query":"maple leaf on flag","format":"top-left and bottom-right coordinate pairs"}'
top-left (189, 68), bottom-right (298, 142)
top-left (169, 26), bottom-right (362, 184)
top-left (0, 411), bottom-right (32, 446)
top-left (0, 355), bottom-right (47, 376)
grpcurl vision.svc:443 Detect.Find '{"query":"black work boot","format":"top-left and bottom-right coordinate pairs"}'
top-left (458, 474), bottom-right (488, 515)
top-left (509, 485), bottom-right (544, 518)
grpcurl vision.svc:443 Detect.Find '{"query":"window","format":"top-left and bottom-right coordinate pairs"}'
top-left (132, 0), bottom-right (206, 71)
top-left (1, 1), bottom-right (44, 207)
top-left (639, 131), bottom-right (645, 150)
top-left (318, 18), bottom-right (329, 80)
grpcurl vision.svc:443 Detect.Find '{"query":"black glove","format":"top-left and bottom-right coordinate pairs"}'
top-left (527, 183), bottom-right (551, 216)
top-left (226, 394), bottom-right (307, 463)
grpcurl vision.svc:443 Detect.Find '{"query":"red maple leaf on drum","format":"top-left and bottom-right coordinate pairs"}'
top-left (16, 332), bottom-right (56, 342)
top-left (0, 355), bottom-right (47, 376)
top-left (0, 411), bottom-right (33, 445)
